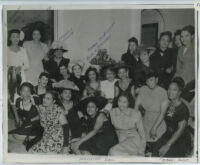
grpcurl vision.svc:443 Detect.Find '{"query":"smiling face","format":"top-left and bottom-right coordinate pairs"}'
top-left (72, 65), bottom-right (82, 77)
top-left (118, 95), bottom-right (129, 110)
top-left (86, 101), bottom-right (98, 118)
top-left (140, 50), bottom-right (149, 64)
top-left (39, 76), bottom-right (48, 87)
top-left (168, 82), bottom-right (181, 100)
top-left (118, 68), bottom-right (128, 80)
top-left (61, 89), bottom-right (72, 101)
top-left (59, 65), bottom-right (69, 77)
top-left (174, 35), bottom-right (182, 48)
top-left (42, 93), bottom-right (55, 107)
top-left (146, 76), bottom-right (158, 89)
top-left (88, 70), bottom-right (97, 81)
top-left (32, 30), bottom-right (41, 41)
top-left (159, 35), bottom-right (170, 50)
top-left (181, 30), bottom-right (193, 46)
top-left (106, 69), bottom-right (115, 82)
top-left (10, 33), bottom-right (20, 46)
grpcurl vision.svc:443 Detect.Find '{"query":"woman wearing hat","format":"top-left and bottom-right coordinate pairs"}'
top-left (23, 28), bottom-right (49, 85)
top-left (8, 82), bottom-right (43, 151)
top-left (71, 97), bottom-right (118, 155)
top-left (113, 63), bottom-right (135, 108)
top-left (135, 71), bottom-right (168, 153)
top-left (42, 41), bottom-right (70, 82)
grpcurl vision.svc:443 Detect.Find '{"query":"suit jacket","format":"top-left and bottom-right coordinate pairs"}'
top-left (175, 42), bottom-right (195, 84)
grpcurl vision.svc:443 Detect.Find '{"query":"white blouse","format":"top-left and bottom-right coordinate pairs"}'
top-left (100, 79), bottom-right (118, 99)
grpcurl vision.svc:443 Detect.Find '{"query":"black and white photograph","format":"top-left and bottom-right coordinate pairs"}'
top-left (2, 4), bottom-right (198, 163)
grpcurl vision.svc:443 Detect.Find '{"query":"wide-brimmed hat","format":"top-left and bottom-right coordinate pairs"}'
top-left (74, 96), bottom-right (108, 115)
top-left (50, 41), bottom-right (68, 52)
top-left (113, 62), bottom-right (131, 71)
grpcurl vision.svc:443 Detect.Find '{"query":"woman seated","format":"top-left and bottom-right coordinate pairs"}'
top-left (100, 66), bottom-right (118, 102)
top-left (135, 71), bottom-right (168, 152)
top-left (69, 63), bottom-right (86, 98)
top-left (83, 67), bottom-right (101, 99)
top-left (108, 94), bottom-right (146, 156)
top-left (52, 64), bottom-right (79, 91)
top-left (59, 87), bottom-right (87, 139)
top-left (113, 63), bottom-right (135, 107)
top-left (152, 77), bottom-right (192, 157)
top-left (8, 82), bottom-right (43, 151)
top-left (34, 72), bottom-right (51, 104)
top-left (71, 97), bottom-right (118, 155)
top-left (29, 90), bottom-right (69, 153)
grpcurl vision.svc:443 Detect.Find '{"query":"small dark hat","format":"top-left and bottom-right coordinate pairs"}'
top-left (74, 96), bottom-right (108, 115)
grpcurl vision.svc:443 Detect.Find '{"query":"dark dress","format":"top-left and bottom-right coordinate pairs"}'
top-left (69, 75), bottom-right (86, 97)
top-left (152, 101), bottom-right (192, 157)
top-left (42, 57), bottom-right (70, 81)
top-left (113, 79), bottom-right (135, 107)
top-left (66, 108), bottom-right (88, 139)
top-left (121, 51), bottom-right (141, 79)
top-left (150, 48), bottom-right (176, 89)
top-left (134, 62), bottom-right (153, 88)
top-left (34, 85), bottom-right (51, 104)
top-left (79, 112), bottom-right (118, 155)
top-left (9, 96), bottom-right (43, 136)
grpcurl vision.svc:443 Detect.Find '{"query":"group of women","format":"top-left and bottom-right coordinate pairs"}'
top-left (7, 24), bottom-right (195, 157)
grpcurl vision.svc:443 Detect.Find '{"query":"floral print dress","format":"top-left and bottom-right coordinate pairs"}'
top-left (30, 104), bottom-right (64, 153)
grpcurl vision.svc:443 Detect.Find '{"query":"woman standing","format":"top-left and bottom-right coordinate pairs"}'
top-left (175, 25), bottom-right (195, 85)
top-left (135, 71), bottom-right (168, 145)
top-left (71, 97), bottom-right (118, 155)
top-left (108, 94), bottom-right (146, 156)
top-left (113, 64), bottom-right (135, 107)
top-left (7, 29), bottom-right (29, 83)
top-left (23, 29), bottom-right (49, 85)
top-left (30, 90), bottom-right (69, 153)
top-left (83, 67), bottom-right (101, 98)
top-left (152, 77), bottom-right (192, 157)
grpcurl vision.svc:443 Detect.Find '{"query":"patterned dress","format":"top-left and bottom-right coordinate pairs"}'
top-left (30, 104), bottom-right (64, 153)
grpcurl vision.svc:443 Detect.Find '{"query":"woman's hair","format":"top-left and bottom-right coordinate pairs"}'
top-left (85, 67), bottom-right (99, 82)
top-left (174, 29), bottom-right (182, 37)
top-left (170, 77), bottom-right (185, 92)
top-left (72, 64), bottom-right (83, 72)
top-left (145, 70), bottom-right (158, 81)
top-left (128, 37), bottom-right (138, 46)
top-left (45, 90), bottom-right (60, 105)
top-left (31, 28), bottom-right (42, 40)
top-left (159, 31), bottom-right (172, 41)
top-left (18, 82), bottom-right (34, 95)
top-left (181, 25), bottom-right (195, 36)
top-left (117, 93), bottom-right (131, 106)
top-left (7, 29), bottom-right (22, 46)
top-left (39, 72), bottom-right (49, 80)
top-left (59, 64), bottom-right (71, 74)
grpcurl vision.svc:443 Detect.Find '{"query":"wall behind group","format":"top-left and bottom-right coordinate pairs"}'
top-left (141, 9), bottom-right (195, 37)
top-left (54, 9), bottom-right (141, 63)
